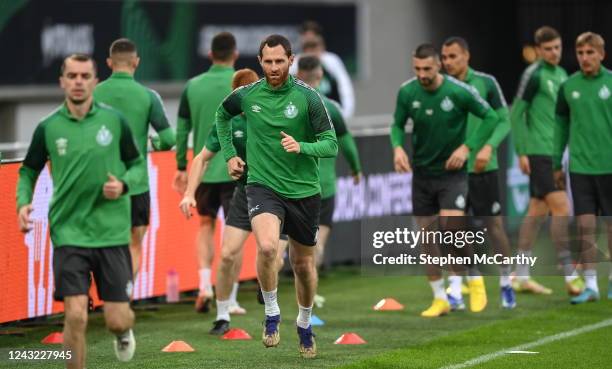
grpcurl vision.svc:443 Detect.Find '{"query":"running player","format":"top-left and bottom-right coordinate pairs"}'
top-left (216, 34), bottom-right (337, 358)
top-left (390, 43), bottom-right (498, 317)
top-left (95, 38), bottom-right (176, 278)
top-left (174, 32), bottom-right (238, 312)
top-left (511, 26), bottom-right (582, 296)
top-left (17, 54), bottom-right (142, 368)
top-left (296, 55), bottom-right (362, 307)
top-left (441, 36), bottom-right (516, 309)
top-left (554, 31), bottom-right (612, 303)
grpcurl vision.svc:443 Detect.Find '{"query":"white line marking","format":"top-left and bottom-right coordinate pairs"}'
top-left (439, 318), bottom-right (612, 369)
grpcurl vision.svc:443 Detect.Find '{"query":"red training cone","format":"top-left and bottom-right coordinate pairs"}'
top-left (334, 333), bottom-right (367, 345)
top-left (222, 328), bottom-right (252, 340)
top-left (162, 340), bottom-right (195, 352)
top-left (373, 297), bottom-right (405, 311)
top-left (41, 332), bottom-right (63, 344)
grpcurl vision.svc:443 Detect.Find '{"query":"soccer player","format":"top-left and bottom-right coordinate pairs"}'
top-left (216, 34), bottom-right (337, 358)
top-left (441, 37), bottom-right (516, 309)
top-left (174, 32), bottom-right (238, 313)
top-left (554, 32), bottom-right (612, 303)
top-left (390, 44), bottom-right (498, 317)
top-left (94, 38), bottom-right (176, 278)
top-left (179, 68), bottom-right (290, 334)
top-left (289, 20), bottom-right (355, 118)
top-left (511, 26), bottom-right (582, 296)
top-left (16, 54), bottom-right (143, 368)
top-left (296, 55), bottom-right (362, 306)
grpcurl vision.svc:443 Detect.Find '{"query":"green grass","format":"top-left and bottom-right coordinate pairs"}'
top-left (1, 268), bottom-right (611, 368)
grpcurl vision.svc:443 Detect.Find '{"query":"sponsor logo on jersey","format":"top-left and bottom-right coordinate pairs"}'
top-left (425, 109), bottom-right (433, 116)
top-left (598, 85), bottom-right (610, 100)
top-left (440, 96), bottom-right (454, 112)
top-left (284, 101), bottom-right (298, 119)
top-left (96, 125), bottom-right (112, 146)
top-left (234, 130), bottom-right (244, 138)
top-left (412, 100), bottom-right (421, 109)
top-left (55, 138), bottom-right (68, 156)
top-left (571, 91), bottom-right (581, 99)
top-left (251, 105), bottom-right (262, 113)
top-left (455, 194), bottom-right (466, 209)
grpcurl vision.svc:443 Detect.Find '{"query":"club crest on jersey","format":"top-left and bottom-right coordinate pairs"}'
top-left (440, 97), bottom-right (454, 112)
top-left (425, 109), bottom-right (433, 116)
top-left (96, 125), bottom-right (112, 146)
top-left (234, 130), bottom-right (244, 138)
top-left (284, 101), bottom-right (298, 119)
top-left (251, 105), bottom-right (262, 113)
top-left (571, 91), bottom-right (581, 99)
top-left (598, 85), bottom-right (610, 100)
top-left (412, 101), bottom-right (421, 109)
top-left (55, 137), bottom-right (68, 156)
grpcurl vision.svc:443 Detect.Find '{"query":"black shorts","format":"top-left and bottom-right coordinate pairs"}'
top-left (195, 182), bottom-right (236, 217)
top-left (246, 184), bottom-right (320, 246)
top-left (468, 171), bottom-right (502, 216)
top-left (53, 246), bottom-right (133, 302)
top-left (319, 196), bottom-right (335, 227)
top-left (412, 172), bottom-right (468, 216)
top-left (570, 173), bottom-right (612, 216)
top-left (131, 191), bottom-right (150, 227)
top-left (528, 155), bottom-right (562, 199)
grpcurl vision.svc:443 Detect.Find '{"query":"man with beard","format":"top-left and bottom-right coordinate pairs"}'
top-left (17, 54), bottom-right (144, 368)
top-left (216, 34), bottom-right (337, 358)
top-left (390, 43), bottom-right (498, 317)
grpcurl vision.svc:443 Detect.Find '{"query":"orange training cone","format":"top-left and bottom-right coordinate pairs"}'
top-left (222, 328), bottom-right (252, 340)
top-left (162, 340), bottom-right (195, 352)
top-left (41, 332), bottom-right (63, 344)
top-left (334, 333), bottom-right (367, 345)
top-left (373, 298), bottom-right (405, 311)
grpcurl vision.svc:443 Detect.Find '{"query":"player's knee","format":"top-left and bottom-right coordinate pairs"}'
top-left (292, 256), bottom-right (315, 278)
top-left (65, 310), bottom-right (88, 331)
top-left (105, 315), bottom-right (131, 334)
top-left (257, 240), bottom-right (277, 260)
top-left (220, 249), bottom-right (237, 268)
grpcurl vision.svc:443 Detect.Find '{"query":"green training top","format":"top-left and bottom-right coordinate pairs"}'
top-left (176, 64), bottom-right (235, 183)
top-left (216, 75), bottom-right (338, 199)
top-left (319, 97), bottom-right (361, 199)
top-left (463, 68), bottom-right (510, 173)
top-left (94, 71), bottom-right (175, 195)
top-left (390, 75), bottom-right (498, 176)
top-left (511, 60), bottom-right (567, 155)
top-left (16, 101), bottom-right (145, 248)
top-left (205, 115), bottom-right (248, 184)
top-left (554, 67), bottom-right (612, 174)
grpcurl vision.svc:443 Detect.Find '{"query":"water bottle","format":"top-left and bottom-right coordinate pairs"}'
top-left (166, 268), bottom-right (179, 303)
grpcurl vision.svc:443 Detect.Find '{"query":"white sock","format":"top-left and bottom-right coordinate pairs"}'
top-left (229, 282), bottom-right (239, 305)
top-left (296, 304), bottom-right (312, 329)
top-left (448, 275), bottom-right (463, 299)
top-left (262, 288), bottom-right (281, 316)
top-left (516, 250), bottom-right (531, 282)
top-left (199, 268), bottom-right (212, 295)
top-left (565, 270), bottom-right (579, 283)
top-left (430, 279), bottom-right (447, 300)
top-left (499, 265), bottom-right (511, 287)
top-left (584, 269), bottom-right (599, 292)
top-left (216, 299), bottom-right (231, 322)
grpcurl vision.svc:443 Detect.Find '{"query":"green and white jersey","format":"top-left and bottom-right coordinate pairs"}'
top-left (554, 67), bottom-right (612, 174)
top-left (512, 60), bottom-right (568, 155)
top-left (463, 68), bottom-right (510, 173)
top-left (390, 75), bottom-right (498, 176)
top-left (16, 101), bottom-right (145, 248)
top-left (176, 64), bottom-right (235, 183)
top-left (94, 71), bottom-right (175, 195)
top-left (319, 97), bottom-right (361, 199)
top-left (205, 115), bottom-right (248, 184)
top-left (216, 75), bottom-right (338, 199)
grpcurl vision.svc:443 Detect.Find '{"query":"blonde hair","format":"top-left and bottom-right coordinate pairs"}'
top-left (576, 32), bottom-right (605, 53)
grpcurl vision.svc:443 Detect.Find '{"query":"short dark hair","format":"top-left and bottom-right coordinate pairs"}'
top-left (109, 38), bottom-right (137, 56)
top-left (211, 32), bottom-right (236, 61)
top-left (300, 20), bottom-right (323, 36)
top-left (302, 37), bottom-right (323, 52)
top-left (534, 26), bottom-right (560, 45)
top-left (259, 34), bottom-right (292, 58)
top-left (413, 43), bottom-right (439, 59)
top-left (443, 36), bottom-right (470, 52)
top-left (60, 53), bottom-right (97, 76)
top-left (298, 55), bottom-right (321, 72)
